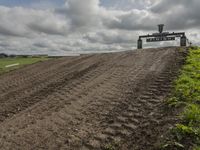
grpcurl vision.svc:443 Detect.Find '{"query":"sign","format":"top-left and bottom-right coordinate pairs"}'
top-left (138, 24), bottom-right (187, 49)
top-left (146, 37), bottom-right (175, 42)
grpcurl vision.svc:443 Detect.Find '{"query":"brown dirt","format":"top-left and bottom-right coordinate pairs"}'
top-left (0, 47), bottom-right (187, 150)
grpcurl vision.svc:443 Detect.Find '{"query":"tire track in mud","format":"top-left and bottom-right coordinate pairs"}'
top-left (25, 50), bottom-right (168, 149)
top-left (96, 69), bottom-right (175, 150)
top-left (0, 53), bottom-right (125, 121)
top-left (0, 55), bottom-right (92, 96)
top-left (0, 55), bottom-right (103, 123)
top-left (0, 62), bottom-right (100, 121)
top-left (32, 69), bottom-right (128, 149)
top-left (0, 47), bottom-right (187, 150)
top-left (80, 49), bottom-right (186, 150)
top-left (0, 58), bottom-right (66, 91)
top-left (34, 69), bottom-right (146, 149)
top-left (0, 52), bottom-right (141, 149)
top-left (61, 48), bottom-right (185, 150)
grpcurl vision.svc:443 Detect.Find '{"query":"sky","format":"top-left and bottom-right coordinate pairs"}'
top-left (0, 0), bottom-right (199, 55)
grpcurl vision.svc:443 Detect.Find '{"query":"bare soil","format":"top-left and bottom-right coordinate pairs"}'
top-left (0, 47), bottom-right (187, 150)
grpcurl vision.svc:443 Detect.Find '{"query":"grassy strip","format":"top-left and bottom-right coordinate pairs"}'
top-left (0, 57), bottom-right (49, 74)
top-left (161, 46), bottom-right (200, 150)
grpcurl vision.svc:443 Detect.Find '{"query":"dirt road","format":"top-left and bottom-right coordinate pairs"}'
top-left (0, 47), bottom-right (186, 150)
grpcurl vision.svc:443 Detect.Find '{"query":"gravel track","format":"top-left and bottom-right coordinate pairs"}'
top-left (0, 47), bottom-right (187, 150)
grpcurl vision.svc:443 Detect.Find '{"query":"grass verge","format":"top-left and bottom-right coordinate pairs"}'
top-left (0, 57), bottom-right (49, 75)
top-left (161, 46), bottom-right (200, 150)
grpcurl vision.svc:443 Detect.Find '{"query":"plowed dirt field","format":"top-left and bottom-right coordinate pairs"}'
top-left (0, 47), bottom-right (187, 150)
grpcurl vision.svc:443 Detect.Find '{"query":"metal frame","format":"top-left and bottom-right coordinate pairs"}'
top-left (137, 25), bottom-right (187, 49)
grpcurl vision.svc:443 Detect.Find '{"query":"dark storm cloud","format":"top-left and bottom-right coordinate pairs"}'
top-left (102, 10), bottom-right (157, 31)
top-left (100, 0), bottom-right (200, 32)
top-left (55, 0), bottom-right (101, 32)
top-left (28, 23), bottom-right (67, 36)
top-left (0, 6), bottom-right (69, 38)
top-left (84, 31), bottom-right (136, 45)
top-left (0, 26), bottom-right (23, 37)
top-left (150, 0), bottom-right (189, 14)
top-left (33, 42), bottom-right (49, 48)
top-left (150, 0), bottom-right (200, 30)
top-left (0, 41), bottom-right (10, 47)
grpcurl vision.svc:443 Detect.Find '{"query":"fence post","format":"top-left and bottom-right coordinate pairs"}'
top-left (137, 38), bottom-right (142, 49)
top-left (180, 35), bottom-right (187, 47)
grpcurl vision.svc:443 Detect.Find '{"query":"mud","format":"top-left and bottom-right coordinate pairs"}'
top-left (0, 47), bottom-right (187, 150)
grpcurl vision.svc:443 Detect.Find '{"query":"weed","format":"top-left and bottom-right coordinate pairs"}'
top-left (103, 140), bottom-right (120, 150)
top-left (103, 144), bottom-right (115, 150)
top-left (173, 124), bottom-right (199, 141)
top-left (193, 146), bottom-right (200, 150)
top-left (163, 47), bottom-right (200, 149)
top-left (182, 104), bottom-right (200, 126)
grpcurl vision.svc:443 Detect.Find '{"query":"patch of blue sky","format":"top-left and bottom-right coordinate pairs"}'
top-left (0, 0), bottom-right (65, 8)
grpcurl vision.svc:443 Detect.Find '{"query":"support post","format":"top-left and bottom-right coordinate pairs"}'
top-left (180, 35), bottom-right (187, 47)
top-left (158, 24), bottom-right (164, 33)
top-left (137, 38), bottom-right (142, 49)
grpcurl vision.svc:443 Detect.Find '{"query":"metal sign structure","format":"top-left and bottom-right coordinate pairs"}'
top-left (146, 37), bottom-right (175, 42)
top-left (137, 24), bottom-right (189, 49)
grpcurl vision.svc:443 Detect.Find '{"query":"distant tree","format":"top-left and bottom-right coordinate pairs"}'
top-left (0, 53), bottom-right (8, 58)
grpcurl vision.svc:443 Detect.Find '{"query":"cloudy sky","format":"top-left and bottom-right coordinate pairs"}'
top-left (0, 0), bottom-right (199, 55)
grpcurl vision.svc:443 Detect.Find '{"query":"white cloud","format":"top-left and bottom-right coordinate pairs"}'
top-left (0, 0), bottom-right (199, 55)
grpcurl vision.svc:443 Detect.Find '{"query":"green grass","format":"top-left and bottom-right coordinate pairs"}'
top-left (0, 57), bottom-right (49, 74)
top-left (162, 47), bottom-right (200, 149)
